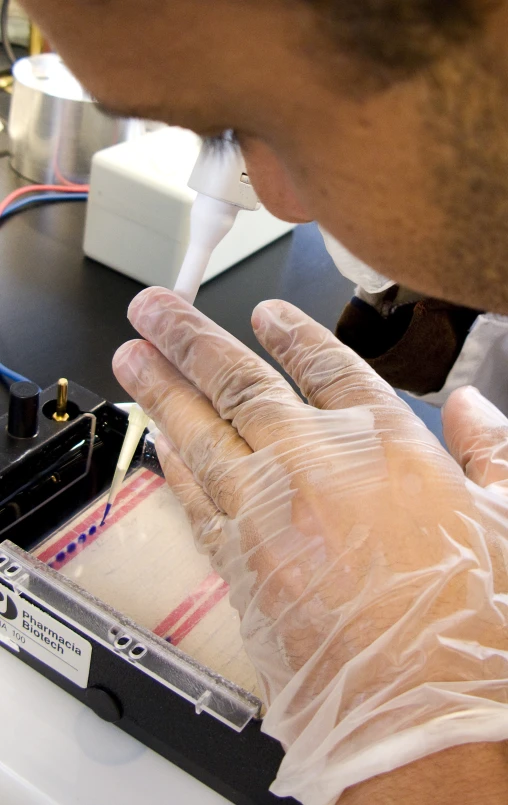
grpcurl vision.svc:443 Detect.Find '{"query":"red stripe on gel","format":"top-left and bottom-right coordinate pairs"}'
top-left (153, 572), bottom-right (224, 637)
top-left (170, 581), bottom-right (230, 646)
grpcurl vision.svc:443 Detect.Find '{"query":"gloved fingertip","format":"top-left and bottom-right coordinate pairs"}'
top-left (457, 385), bottom-right (483, 403)
top-left (112, 339), bottom-right (142, 370)
top-left (441, 386), bottom-right (463, 423)
top-left (250, 307), bottom-right (263, 333)
top-left (443, 386), bottom-right (508, 473)
top-left (112, 339), bottom-right (155, 388)
top-left (252, 299), bottom-right (281, 329)
top-left (446, 386), bottom-right (508, 429)
top-left (127, 286), bottom-right (183, 325)
top-left (252, 300), bottom-right (296, 341)
top-left (128, 286), bottom-right (161, 320)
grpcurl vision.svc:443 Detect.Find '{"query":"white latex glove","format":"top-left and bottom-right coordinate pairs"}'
top-left (113, 287), bottom-right (508, 805)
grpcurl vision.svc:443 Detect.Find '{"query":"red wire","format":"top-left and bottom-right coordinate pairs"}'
top-left (52, 161), bottom-right (82, 188)
top-left (0, 184), bottom-right (90, 217)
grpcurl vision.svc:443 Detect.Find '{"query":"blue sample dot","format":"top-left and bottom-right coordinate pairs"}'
top-left (66, 543), bottom-right (76, 554)
top-left (88, 525), bottom-right (97, 536)
top-left (56, 552), bottom-right (65, 562)
top-left (78, 533), bottom-right (87, 543)
top-left (165, 636), bottom-right (172, 644)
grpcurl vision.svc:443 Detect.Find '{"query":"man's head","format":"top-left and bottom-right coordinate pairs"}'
top-left (21, 0), bottom-right (508, 311)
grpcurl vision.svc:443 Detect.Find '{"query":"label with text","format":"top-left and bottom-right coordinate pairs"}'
top-left (0, 586), bottom-right (91, 687)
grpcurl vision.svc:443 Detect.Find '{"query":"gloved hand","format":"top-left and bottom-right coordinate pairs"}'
top-left (113, 287), bottom-right (508, 805)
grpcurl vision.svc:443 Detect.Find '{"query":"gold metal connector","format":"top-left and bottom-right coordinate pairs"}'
top-left (53, 378), bottom-right (70, 422)
top-left (29, 24), bottom-right (45, 57)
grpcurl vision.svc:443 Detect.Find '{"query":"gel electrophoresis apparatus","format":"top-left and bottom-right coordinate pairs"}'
top-left (0, 378), bottom-right (296, 805)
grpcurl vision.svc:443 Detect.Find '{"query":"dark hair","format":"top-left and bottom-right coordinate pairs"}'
top-left (310, 0), bottom-right (498, 73)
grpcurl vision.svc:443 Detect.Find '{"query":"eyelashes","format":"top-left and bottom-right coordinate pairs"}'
top-left (202, 129), bottom-right (240, 155)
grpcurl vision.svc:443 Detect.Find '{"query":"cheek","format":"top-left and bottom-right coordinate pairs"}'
top-left (241, 138), bottom-right (312, 224)
top-left (267, 80), bottom-right (448, 295)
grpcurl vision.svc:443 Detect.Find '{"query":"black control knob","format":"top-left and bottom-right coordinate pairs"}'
top-left (86, 686), bottom-right (123, 723)
top-left (8, 381), bottom-right (40, 439)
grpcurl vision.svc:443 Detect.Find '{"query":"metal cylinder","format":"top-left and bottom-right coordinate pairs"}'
top-left (8, 54), bottom-right (141, 185)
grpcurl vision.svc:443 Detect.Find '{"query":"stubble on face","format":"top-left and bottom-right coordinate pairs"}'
top-left (418, 50), bottom-right (508, 311)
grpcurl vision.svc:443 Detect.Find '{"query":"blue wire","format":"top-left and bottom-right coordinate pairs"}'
top-left (0, 192), bottom-right (87, 386)
top-left (0, 361), bottom-right (30, 384)
top-left (0, 193), bottom-right (89, 220)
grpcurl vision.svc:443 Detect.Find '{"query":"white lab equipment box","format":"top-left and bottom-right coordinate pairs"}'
top-left (83, 127), bottom-right (295, 288)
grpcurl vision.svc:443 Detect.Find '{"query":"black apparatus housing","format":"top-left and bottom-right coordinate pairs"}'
top-left (0, 381), bottom-right (296, 805)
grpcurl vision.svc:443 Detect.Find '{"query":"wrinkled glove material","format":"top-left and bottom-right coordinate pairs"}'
top-left (113, 288), bottom-right (508, 805)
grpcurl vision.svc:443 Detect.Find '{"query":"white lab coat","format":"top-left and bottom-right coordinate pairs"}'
top-left (418, 313), bottom-right (508, 414)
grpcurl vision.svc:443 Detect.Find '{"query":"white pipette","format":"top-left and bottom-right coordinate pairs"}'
top-left (173, 193), bottom-right (240, 304)
top-left (101, 404), bottom-right (150, 525)
top-left (101, 138), bottom-right (260, 525)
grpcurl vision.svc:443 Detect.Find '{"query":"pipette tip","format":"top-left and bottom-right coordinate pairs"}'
top-left (100, 502), bottom-right (112, 527)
